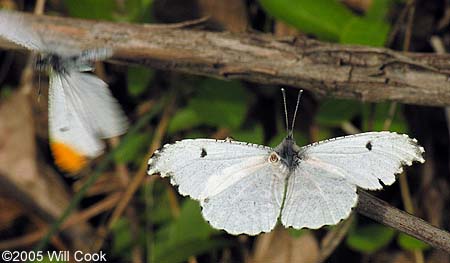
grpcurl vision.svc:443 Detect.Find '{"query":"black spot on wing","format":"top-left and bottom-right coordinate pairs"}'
top-left (366, 141), bottom-right (372, 151)
top-left (201, 148), bottom-right (207, 158)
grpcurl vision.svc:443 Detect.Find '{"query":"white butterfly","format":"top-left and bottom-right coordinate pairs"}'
top-left (0, 10), bottom-right (128, 172)
top-left (147, 90), bottom-right (425, 235)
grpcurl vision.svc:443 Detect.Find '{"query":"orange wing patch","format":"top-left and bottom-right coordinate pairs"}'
top-left (50, 142), bottom-right (87, 173)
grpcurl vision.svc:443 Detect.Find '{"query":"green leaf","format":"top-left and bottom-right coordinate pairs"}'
top-left (153, 199), bottom-right (226, 263)
top-left (154, 238), bottom-right (231, 263)
top-left (232, 125), bottom-right (264, 145)
top-left (346, 224), bottom-right (395, 253)
top-left (120, 0), bottom-right (154, 22)
top-left (316, 128), bottom-right (334, 142)
top-left (340, 17), bottom-right (389, 46)
top-left (34, 257), bottom-right (65, 263)
top-left (184, 131), bottom-right (210, 139)
top-left (288, 228), bottom-right (307, 238)
top-left (366, 0), bottom-right (392, 22)
top-left (0, 85), bottom-right (13, 99)
top-left (148, 184), bottom-right (173, 224)
top-left (65, 0), bottom-right (153, 22)
top-left (362, 103), bottom-right (407, 132)
top-left (127, 66), bottom-right (154, 97)
top-left (169, 200), bottom-right (217, 244)
top-left (168, 79), bottom-right (247, 133)
top-left (113, 132), bottom-right (152, 164)
top-left (111, 218), bottom-right (133, 257)
top-left (168, 108), bottom-right (201, 134)
top-left (260, 0), bottom-right (391, 46)
top-left (316, 99), bottom-right (361, 127)
top-left (397, 233), bottom-right (430, 251)
top-left (191, 80), bottom-right (247, 129)
top-left (64, 0), bottom-right (116, 20)
top-left (259, 0), bottom-right (354, 41)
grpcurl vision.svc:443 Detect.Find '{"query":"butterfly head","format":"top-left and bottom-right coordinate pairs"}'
top-left (35, 54), bottom-right (66, 74)
top-left (274, 88), bottom-right (304, 171)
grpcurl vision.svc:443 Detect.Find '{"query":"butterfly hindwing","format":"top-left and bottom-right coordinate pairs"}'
top-left (281, 161), bottom-right (357, 229)
top-left (281, 131), bottom-right (424, 229)
top-left (148, 139), bottom-right (288, 235)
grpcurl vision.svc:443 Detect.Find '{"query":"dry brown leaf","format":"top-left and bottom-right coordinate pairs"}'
top-left (0, 91), bottom-right (94, 251)
top-left (0, 197), bottom-right (23, 231)
top-left (342, 0), bottom-right (373, 12)
top-left (251, 227), bottom-right (319, 263)
top-left (198, 0), bottom-right (248, 32)
top-left (0, 91), bottom-right (38, 183)
top-left (274, 21), bottom-right (300, 37)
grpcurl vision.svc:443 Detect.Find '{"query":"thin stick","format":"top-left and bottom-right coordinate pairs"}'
top-left (318, 214), bottom-right (354, 263)
top-left (0, 193), bottom-right (120, 250)
top-left (3, 12), bottom-right (450, 106)
top-left (356, 190), bottom-right (450, 253)
top-left (92, 96), bottom-right (175, 251)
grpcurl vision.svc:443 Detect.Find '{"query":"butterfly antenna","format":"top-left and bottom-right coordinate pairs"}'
top-left (291, 89), bottom-right (303, 132)
top-left (37, 71), bottom-right (41, 102)
top-left (281, 88), bottom-right (289, 135)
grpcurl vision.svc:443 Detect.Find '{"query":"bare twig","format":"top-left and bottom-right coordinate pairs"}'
top-left (356, 190), bottom-right (450, 253)
top-left (2, 12), bottom-right (450, 106)
top-left (317, 214), bottom-right (354, 263)
top-left (0, 193), bottom-right (120, 250)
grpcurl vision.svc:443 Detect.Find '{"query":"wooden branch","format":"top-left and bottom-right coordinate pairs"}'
top-left (356, 190), bottom-right (450, 253)
top-left (1, 12), bottom-right (450, 106)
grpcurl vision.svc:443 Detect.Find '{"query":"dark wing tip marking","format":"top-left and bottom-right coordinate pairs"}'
top-left (200, 148), bottom-right (207, 158)
top-left (365, 141), bottom-right (372, 151)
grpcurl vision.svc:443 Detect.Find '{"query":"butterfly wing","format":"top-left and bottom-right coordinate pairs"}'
top-left (62, 71), bottom-right (128, 138)
top-left (0, 10), bottom-right (45, 51)
top-left (48, 73), bottom-right (104, 172)
top-left (281, 131), bottom-right (425, 229)
top-left (298, 131), bottom-right (425, 189)
top-left (49, 70), bottom-right (127, 172)
top-left (148, 139), bottom-right (288, 235)
top-left (281, 162), bottom-right (357, 229)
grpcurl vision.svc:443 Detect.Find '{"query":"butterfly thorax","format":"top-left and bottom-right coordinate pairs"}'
top-left (274, 135), bottom-right (300, 172)
top-left (35, 54), bottom-right (92, 74)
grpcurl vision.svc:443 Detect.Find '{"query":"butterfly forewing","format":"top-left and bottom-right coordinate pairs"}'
top-left (0, 10), bottom-right (45, 51)
top-left (60, 71), bottom-right (128, 139)
top-left (148, 139), bottom-right (288, 235)
top-left (297, 132), bottom-right (425, 190)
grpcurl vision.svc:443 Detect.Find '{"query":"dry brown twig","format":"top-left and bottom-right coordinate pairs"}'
top-left (92, 97), bottom-right (175, 251)
top-left (356, 190), bottom-right (450, 253)
top-left (1, 12), bottom-right (450, 106)
top-left (0, 193), bottom-right (121, 250)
